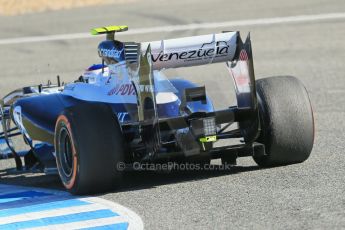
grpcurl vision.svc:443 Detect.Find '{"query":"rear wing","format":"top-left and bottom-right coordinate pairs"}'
top-left (141, 32), bottom-right (238, 70)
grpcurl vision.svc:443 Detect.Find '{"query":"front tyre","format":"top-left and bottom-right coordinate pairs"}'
top-left (55, 103), bottom-right (125, 195)
top-left (253, 76), bottom-right (314, 167)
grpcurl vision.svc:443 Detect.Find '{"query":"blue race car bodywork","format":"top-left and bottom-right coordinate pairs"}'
top-left (6, 77), bottom-right (211, 165)
top-left (0, 25), bottom-right (314, 194)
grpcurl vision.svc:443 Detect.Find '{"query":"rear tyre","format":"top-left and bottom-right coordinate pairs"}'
top-left (55, 103), bottom-right (125, 194)
top-left (253, 76), bottom-right (314, 167)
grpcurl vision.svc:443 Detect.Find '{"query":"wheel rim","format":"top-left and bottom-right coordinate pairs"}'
top-left (58, 127), bottom-right (74, 178)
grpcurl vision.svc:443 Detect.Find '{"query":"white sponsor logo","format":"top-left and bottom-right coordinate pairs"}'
top-left (99, 48), bottom-right (123, 59)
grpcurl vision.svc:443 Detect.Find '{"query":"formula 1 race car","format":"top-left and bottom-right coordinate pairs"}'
top-left (0, 26), bottom-right (314, 194)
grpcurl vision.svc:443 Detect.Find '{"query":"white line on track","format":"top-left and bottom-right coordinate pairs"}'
top-left (25, 216), bottom-right (129, 230)
top-left (0, 12), bottom-right (344, 45)
top-left (0, 184), bottom-right (144, 230)
top-left (0, 203), bottom-right (104, 225)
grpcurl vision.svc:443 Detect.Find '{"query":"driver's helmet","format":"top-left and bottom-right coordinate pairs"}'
top-left (82, 64), bottom-right (109, 84)
top-left (98, 40), bottom-right (125, 65)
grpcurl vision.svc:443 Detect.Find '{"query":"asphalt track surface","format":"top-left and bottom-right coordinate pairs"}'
top-left (1, 0), bottom-right (345, 229)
